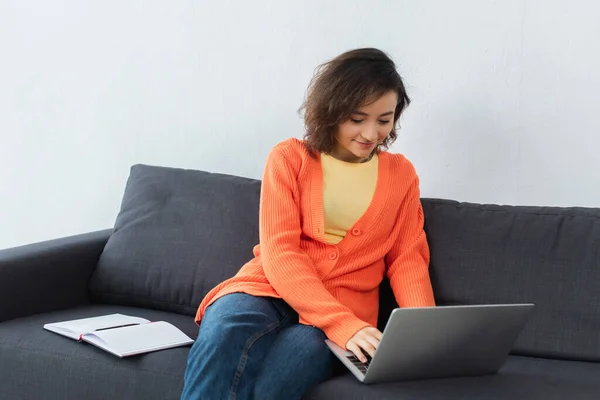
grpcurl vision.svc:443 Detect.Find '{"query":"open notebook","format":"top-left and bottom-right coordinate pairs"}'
top-left (43, 313), bottom-right (194, 358)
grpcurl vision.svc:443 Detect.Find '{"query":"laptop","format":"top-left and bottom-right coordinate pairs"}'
top-left (325, 303), bottom-right (534, 384)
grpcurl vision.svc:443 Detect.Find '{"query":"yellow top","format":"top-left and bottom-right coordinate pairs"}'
top-left (321, 153), bottom-right (379, 244)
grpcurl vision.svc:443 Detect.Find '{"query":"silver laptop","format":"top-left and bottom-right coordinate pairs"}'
top-left (325, 303), bottom-right (534, 384)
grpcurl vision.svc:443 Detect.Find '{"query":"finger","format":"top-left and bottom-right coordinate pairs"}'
top-left (360, 332), bottom-right (381, 351)
top-left (355, 338), bottom-right (377, 359)
top-left (356, 329), bottom-right (381, 347)
top-left (362, 327), bottom-right (383, 340)
top-left (369, 328), bottom-right (383, 341)
top-left (346, 341), bottom-right (368, 363)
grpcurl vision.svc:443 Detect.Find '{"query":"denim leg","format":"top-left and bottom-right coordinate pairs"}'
top-left (181, 294), bottom-right (293, 400)
top-left (252, 324), bottom-right (334, 400)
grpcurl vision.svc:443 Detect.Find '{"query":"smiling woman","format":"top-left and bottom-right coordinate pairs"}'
top-left (181, 48), bottom-right (435, 400)
top-left (301, 47), bottom-right (411, 163)
top-left (333, 91), bottom-right (398, 163)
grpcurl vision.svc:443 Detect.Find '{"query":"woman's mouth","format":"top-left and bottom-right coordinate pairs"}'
top-left (356, 141), bottom-right (375, 149)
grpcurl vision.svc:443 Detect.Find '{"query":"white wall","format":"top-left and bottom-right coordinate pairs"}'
top-left (1, 0), bottom-right (599, 249)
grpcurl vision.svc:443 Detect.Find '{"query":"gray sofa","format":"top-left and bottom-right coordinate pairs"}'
top-left (1, 163), bottom-right (599, 400)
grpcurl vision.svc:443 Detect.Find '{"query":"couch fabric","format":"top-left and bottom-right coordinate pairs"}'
top-left (3, 304), bottom-right (599, 400)
top-left (304, 356), bottom-right (600, 399)
top-left (422, 200), bottom-right (600, 361)
top-left (1, 163), bottom-right (599, 400)
top-left (0, 305), bottom-right (198, 400)
top-left (89, 165), bottom-right (261, 316)
top-left (0, 230), bottom-right (111, 322)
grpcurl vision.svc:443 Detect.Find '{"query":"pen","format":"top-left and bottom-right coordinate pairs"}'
top-left (95, 323), bottom-right (140, 331)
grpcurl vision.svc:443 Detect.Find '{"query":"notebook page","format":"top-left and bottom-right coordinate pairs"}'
top-left (44, 314), bottom-right (150, 338)
top-left (83, 321), bottom-right (193, 356)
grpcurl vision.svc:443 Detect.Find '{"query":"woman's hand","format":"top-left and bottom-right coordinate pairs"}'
top-left (346, 326), bottom-right (383, 363)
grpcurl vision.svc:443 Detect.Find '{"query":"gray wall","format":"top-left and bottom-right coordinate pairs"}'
top-left (1, 0), bottom-right (599, 249)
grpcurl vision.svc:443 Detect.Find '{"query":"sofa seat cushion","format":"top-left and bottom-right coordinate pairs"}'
top-left (3, 305), bottom-right (599, 400)
top-left (0, 305), bottom-right (198, 400)
top-left (304, 356), bottom-right (600, 400)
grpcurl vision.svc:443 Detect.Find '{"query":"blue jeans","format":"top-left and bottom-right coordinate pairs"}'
top-left (181, 293), bottom-right (334, 400)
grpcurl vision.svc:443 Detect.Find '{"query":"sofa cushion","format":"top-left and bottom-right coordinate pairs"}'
top-left (89, 164), bottom-right (261, 316)
top-left (304, 356), bottom-right (600, 400)
top-left (3, 307), bottom-right (598, 400)
top-left (0, 305), bottom-right (198, 400)
top-left (421, 199), bottom-right (600, 362)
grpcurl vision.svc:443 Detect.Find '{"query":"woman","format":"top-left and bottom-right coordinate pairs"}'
top-left (181, 47), bottom-right (435, 400)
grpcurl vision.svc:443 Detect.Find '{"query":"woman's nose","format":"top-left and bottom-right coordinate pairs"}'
top-left (361, 127), bottom-right (379, 142)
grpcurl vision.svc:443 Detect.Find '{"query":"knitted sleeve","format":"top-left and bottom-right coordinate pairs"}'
top-left (385, 175), bottom-right (436, 308)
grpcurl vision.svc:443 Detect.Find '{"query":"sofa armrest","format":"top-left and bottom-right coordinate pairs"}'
top-left (0, 229), bottom-right (112, 322)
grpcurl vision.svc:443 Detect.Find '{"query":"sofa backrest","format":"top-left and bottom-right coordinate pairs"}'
top-left (419, 199), bottom-right (600, 362)
top-left (91, 165), bottom-right (600, 362)
top-left (89, 164), bottom-right (261, 316)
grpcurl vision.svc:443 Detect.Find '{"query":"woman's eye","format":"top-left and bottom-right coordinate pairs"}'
top-left (378, 120), bottom-right (391, 125)
top-left (350, 118), bottom-right (364, 124)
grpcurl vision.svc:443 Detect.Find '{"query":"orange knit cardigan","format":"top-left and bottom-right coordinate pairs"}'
top-left (195, 138), bottom-right (435, 348)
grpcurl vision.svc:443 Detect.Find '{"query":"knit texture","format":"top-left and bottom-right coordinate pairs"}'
top-left (194, 138), bottom-right (435, 348)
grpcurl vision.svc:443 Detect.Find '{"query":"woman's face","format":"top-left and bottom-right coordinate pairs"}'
top-left (331, 90), bottom-right (398, 163)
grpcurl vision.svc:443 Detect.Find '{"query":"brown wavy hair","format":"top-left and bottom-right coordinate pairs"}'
top-left (300, 48), bottom-right (411, 155)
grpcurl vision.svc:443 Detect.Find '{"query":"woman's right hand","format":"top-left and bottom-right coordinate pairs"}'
top-left (346, 326), bottom-right (383, 363)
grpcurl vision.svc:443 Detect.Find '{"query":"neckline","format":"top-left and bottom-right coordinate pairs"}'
top-left (321, 152), bottom-right (378, 167)
top-left (310, 151), bottom-right (391, 245)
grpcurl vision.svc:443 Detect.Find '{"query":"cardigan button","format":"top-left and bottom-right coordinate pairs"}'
top-left (351, 228), bottom-right (361, 236)
top-left (328, 252), bottom-right (338, 260)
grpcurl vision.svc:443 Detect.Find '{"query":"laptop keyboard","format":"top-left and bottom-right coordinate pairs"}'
top-left (346, 354), bottom-right (372, 374)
